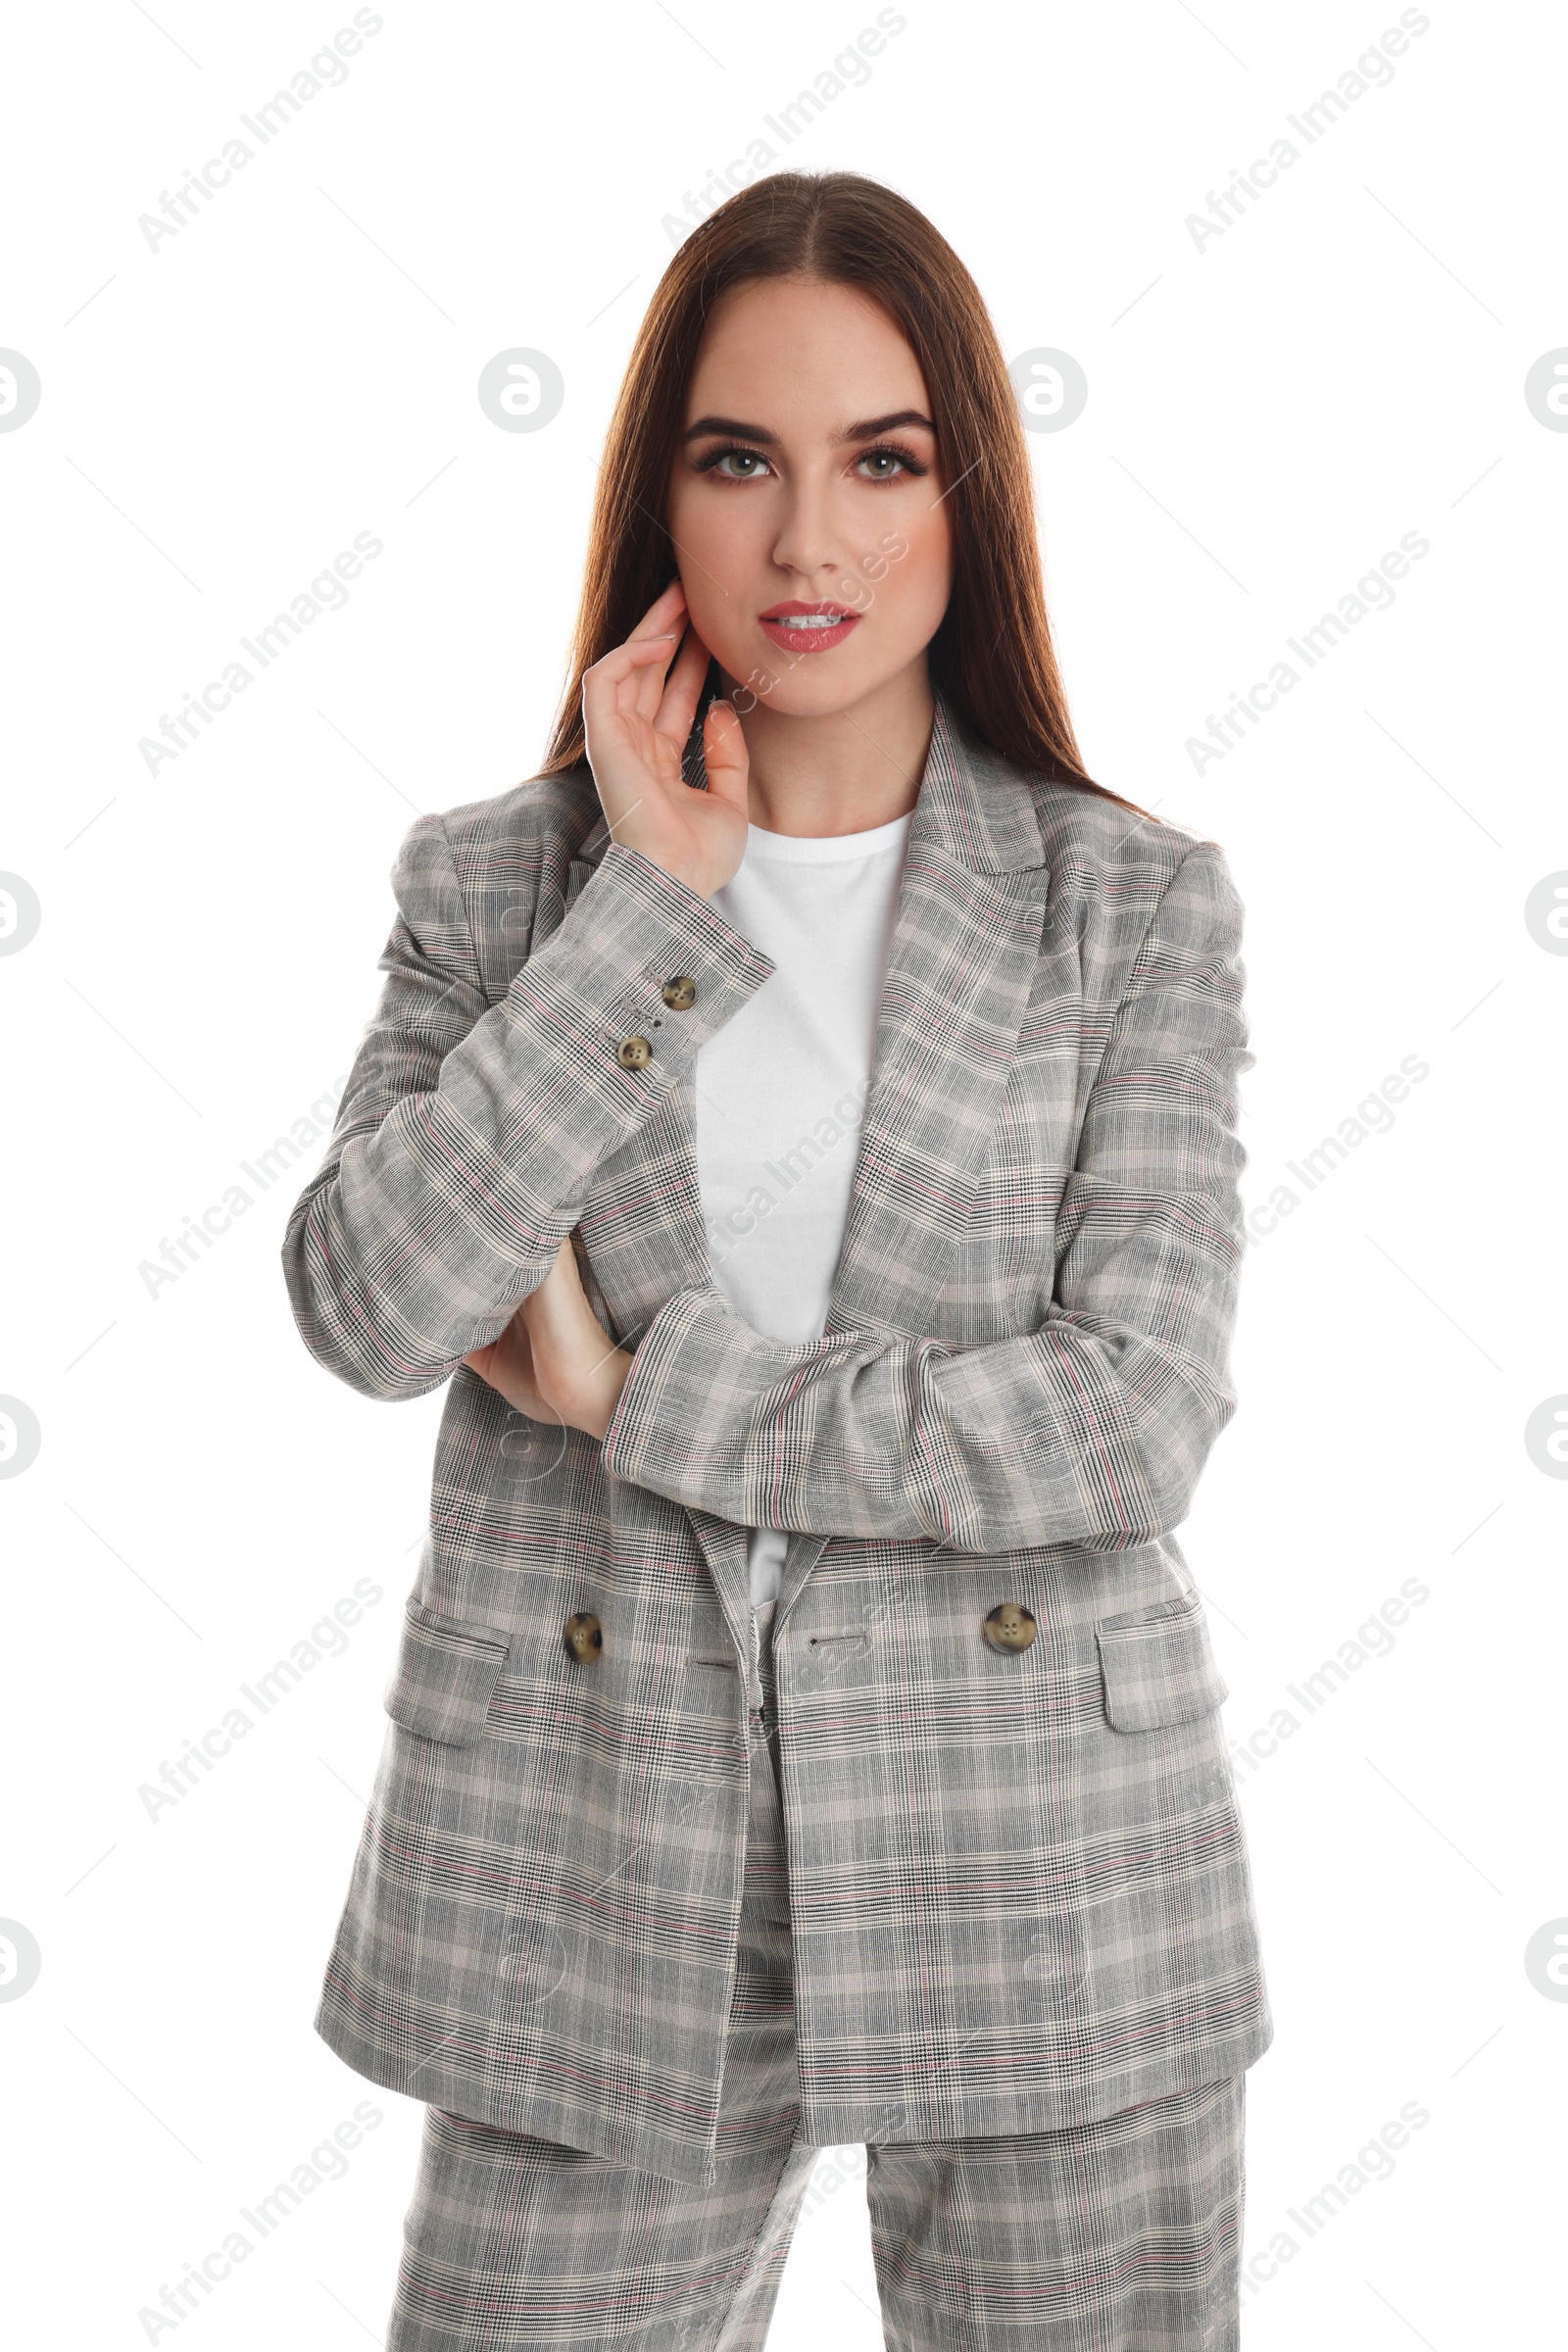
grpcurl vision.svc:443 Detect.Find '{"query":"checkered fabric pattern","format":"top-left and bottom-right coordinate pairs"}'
top-left (384, 1619), bottom-right (1246, 2350)
top-left (282, 690), bottom-right (1272, 2188)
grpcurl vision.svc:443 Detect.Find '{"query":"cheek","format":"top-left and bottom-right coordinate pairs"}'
top-left (875, 512), bottom-right (953, 629)
top-left (665, 489), bottom-right (755, 626)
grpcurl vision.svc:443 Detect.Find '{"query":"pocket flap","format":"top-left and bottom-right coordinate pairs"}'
top-left (1096, 1589), bottom-right (1228, 1732)
top-left (384, 1595), bottom-right (512, 1746)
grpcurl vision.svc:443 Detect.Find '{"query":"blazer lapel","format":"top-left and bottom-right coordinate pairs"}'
top-left (771, 698), bottom-right (1053, 1615)
top-left (816, 695), bottom-right (1052, 1338)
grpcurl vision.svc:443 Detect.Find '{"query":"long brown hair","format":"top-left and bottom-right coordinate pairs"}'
top-left (541, 170), bottom-right (1152, 820)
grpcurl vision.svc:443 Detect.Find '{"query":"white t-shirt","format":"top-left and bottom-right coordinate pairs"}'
top-left (693, 808), bottom-right (914, 1607)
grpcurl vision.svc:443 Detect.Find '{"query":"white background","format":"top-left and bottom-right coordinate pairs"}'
top-left (2, 0), bottom-right (1564, 2343)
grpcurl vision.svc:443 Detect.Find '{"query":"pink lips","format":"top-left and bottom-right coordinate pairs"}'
top-left (758, 598), bottom-right (862, 655)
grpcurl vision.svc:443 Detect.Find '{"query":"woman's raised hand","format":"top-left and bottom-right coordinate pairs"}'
top-left (580, 579), bottom-right (750, 902)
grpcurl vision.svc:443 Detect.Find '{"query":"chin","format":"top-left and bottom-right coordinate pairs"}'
top-left (718, 641), bottom-right (921, 720)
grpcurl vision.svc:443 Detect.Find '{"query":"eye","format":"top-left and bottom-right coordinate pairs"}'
top-left (695, 445), bottom-right (773, 481)
top-left (855, 441), bottom-right (929, 483)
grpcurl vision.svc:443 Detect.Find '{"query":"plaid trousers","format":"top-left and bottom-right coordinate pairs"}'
top-left (387, 1606), bottom-right (1246, 2351)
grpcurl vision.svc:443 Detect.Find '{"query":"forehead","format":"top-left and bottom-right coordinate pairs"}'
top-left (684, 277), bottom-right (930, 422)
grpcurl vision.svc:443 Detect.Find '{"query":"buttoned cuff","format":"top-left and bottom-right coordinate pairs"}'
top-left (500, 840), bottom-right (777, 1103)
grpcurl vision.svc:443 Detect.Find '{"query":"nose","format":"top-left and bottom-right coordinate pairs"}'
top-left (768, 469), bottom-right (850, 588)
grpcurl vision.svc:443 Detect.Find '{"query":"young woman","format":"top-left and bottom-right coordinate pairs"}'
top-left (283, 170), bottom-right (1272, 2351)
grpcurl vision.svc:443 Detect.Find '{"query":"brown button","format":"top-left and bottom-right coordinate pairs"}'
top-left (662, 975), bottom-right (698, 1009)
top-left (982, 1602), bottom-right (1038, 1654)
top-left (615, 1036), bottom-right (654, 1068)
top-left (564, 1611), bottom-right (603, 1663)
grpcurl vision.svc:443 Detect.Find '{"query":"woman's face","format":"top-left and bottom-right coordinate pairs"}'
top-left (664, 275), bottom-right (954, 720)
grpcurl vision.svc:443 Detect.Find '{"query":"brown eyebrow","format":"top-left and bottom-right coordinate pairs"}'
top-left (681, 409), bottom-right (936, 446)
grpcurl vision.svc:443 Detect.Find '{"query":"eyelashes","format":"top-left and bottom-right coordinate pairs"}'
top-left (691, 440), bottom-right (930, 483)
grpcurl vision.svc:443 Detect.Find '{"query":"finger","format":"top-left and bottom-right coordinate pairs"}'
top-left (519, 1237), bottom-right (576, 1317)
top-left (649, 617), bottom-right (717, 750)
top-left (582, 637), bottom-right (685, 774)
top-left (629, 612), bottom-right (692, 729)
top-left (627, 577), bottom-right (687, 641)
top-left (701, 699), bottom-right (750, 817)
top-left (584, 634), bottom-right (684, 700)
top-left (501, 1308), bottom-right (536, 1364)
top-left (623, 580), bottom-right (691, 725)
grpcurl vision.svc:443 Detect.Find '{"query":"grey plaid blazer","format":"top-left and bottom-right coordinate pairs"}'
top-left (282, 689), bottom-right (1272, 2186)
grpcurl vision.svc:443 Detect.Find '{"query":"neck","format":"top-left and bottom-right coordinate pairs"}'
top-left (717, 659), bottom-right (936, 838)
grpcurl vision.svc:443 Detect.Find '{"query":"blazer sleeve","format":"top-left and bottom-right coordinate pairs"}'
top-left (599, 840), bottom-right (1255, 1554)
top-left (280, 814), bottom-right (776, 1400)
